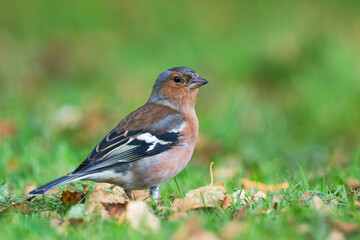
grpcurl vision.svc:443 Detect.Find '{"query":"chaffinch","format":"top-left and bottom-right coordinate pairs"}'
top-left (29, 66), bottom-right (208, 200)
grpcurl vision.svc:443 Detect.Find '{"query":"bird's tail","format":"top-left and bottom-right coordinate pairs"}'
top-left (29, 173), bottom-right (88, 196)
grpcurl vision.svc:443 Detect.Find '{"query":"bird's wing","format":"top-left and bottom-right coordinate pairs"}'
top-left (73, 104), bottom-right (184, 173)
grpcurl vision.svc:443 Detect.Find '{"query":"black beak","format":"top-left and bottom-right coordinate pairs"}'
top-left (189, 77), bottom-right (208, 89)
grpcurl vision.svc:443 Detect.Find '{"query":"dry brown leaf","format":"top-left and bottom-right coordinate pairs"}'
top-left (172, 199), bottom-right (205, 211)
top-left (220, 221), bottom-right (248, 239)
top-left (24, 196), bottom-right (36, 202)
top-left (131, 190), bottom-right (148, 199)
top-left (222, 195), bottom-right (232, 209)
top-left (172, 216), bottom-right (219, 240)
top-left (126, 201), bottom-right (160, 232)
top-left (0, 120), bottom-right (16, 137)
top-left (241, 178), bottom-right (289, 193)
top-left (23, 182), bottom-right (36, 195)
top-left (85, 183), bottom-right (127, 218)
top-left (172, 182), bottom-right (226, 212)
top-left (131, 189), bottom-right (161, 202)
top-left (101, 201), bottom-right (129, 223)
top-left (60, 186), bottom-right (88, 205)
top-left (184, 182), bottom-right (226, 205)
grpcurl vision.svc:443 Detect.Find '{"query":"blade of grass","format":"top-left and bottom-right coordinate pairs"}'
top-left (174, 177), bottom-right (183, 198)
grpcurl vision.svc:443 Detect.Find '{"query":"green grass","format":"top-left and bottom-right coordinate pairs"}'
top-left (1, 0), bottom-right (360, 239)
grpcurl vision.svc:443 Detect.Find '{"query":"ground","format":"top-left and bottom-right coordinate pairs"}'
top-left (1, 1), bottom-right (360, 239)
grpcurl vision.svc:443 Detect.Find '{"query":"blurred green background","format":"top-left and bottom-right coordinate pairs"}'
top-left (1, 0), bottom-right (360, 192)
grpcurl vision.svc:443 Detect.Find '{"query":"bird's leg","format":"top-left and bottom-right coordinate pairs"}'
top-left (125, 189), bottom-right (133, 200)
top-left (150, 186), bottom-right (160, 202)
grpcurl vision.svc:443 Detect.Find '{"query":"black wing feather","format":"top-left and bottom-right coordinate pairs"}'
top-left (73, 114), bottom-right (183, 173)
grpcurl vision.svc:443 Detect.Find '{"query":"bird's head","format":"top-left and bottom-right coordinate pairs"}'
top-left (149, 66), bottom-right (208, 111)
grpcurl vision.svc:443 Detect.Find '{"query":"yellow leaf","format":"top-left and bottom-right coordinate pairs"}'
top-left (241, 178), bottom-right (289, 193)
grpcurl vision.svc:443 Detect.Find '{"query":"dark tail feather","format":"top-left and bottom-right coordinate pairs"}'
top-left (29, 174), bottom-right (87, 196)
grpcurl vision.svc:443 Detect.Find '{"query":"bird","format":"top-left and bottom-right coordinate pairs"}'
top-left (29, 66), bottom-right (208, 201)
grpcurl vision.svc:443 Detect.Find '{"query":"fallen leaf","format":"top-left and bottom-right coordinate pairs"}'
top-left (184, 182), bottom-right (226, 206)
top-left (101, 201), bottom-right (129, 223)
top-left (23, 182), bottom-right (36, 195)
top-left (172, 199), bottom-right (204, 211)
top-left (241, 178), bottom-right (289, 193)
top-left (24, 196), bottom-right (36, 202)
top-left (222, 195), bottom-right (232, 209)
top-left (85, 183), bottom-right (127, 218)
top-left (60, 187), bottom-right (88, 205)
top-left (172, 182), bottom-right (226, 212)
top-left (126, 200), bottom-right (160, 232)
top-left (131, 189), bottom-right (161, 202)
top-left (131, 190), bottom-right (148, 199)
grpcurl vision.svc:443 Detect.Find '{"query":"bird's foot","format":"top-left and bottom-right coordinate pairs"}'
top-left (125, 189), bottom-right (133, 200)
top-left (150, 186), bottom-right (160, 203)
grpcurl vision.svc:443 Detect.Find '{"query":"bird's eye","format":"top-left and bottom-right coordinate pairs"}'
top-left (173, 76), bottom-right (181, 83)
